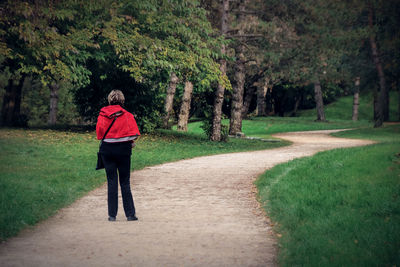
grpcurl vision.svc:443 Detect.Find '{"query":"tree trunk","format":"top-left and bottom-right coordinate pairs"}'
top-left (48, 82), bottom-right (59, 126)
top-left (241, 86), bottom-right (256, 118)
top-left (384, 86), bottom-right (389, 121)
top-left (352, 77), bottom-right (360, 121)
top-left (266, 86), bottom-right (273, 115)
top-left (369, 4), bottom-right (386, 127)
top-left (177, 81), bottom-right (193, 132)
top-left (398, 86), bottom-right (400, 121)
top-left (256, 78), bottom-right (269, 116)
top-left (1, 79), bottom-right (14, 126)
top-left (229, 47), bottom-right (245, 135)
top-left (229, 0), bottom-right (247, 135)
top-left (242, 70), bottom-right (266, 118)
top-left (373, 85), bottom-right (378, 121)
top-left (314, 78), bottom-right (326, 121)
top-left (13, 75), bottom-right (26, 126)
top-left (1, 76), bottom-right (25, 127)
top-left (162, 72), bottom-right (179, 129)
top-left (211, 0), bottom-right (229, 141)
top-left (290, 96), bottom-right (301, 117)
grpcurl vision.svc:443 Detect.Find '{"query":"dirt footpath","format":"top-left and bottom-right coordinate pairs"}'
top-left (0, 130), bottom-right (373, 267)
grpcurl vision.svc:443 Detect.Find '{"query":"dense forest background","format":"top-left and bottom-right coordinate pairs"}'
top-left (1, 0), bottom-right (399, 140)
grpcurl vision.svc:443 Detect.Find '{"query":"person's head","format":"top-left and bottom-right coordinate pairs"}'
top-left (108, 90), bottom-right (125, 106)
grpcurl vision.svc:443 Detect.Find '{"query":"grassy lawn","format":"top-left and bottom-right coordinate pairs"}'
top-left (256, 124), bottom-right (400, 266)
top-left (0, 127), bottom-right (288, 241)
top-left (186, 117), bottom-right (371, 139)
top-left (299, 90), bottom-right (399, 121)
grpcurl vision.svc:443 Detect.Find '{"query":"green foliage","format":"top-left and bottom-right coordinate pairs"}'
top-left (1, 0), bottom-right (398, 129)
top-left (0, 0), bottom-right (95, 87)
top-left (0, 0), bottom-right (112, 127)
top-left (256, 125), bottom-right (400, 266)
top-left (101, 0), bottom-right (223, 86)
top-left (21, 79), bottom-right (81, 126)
top-left (73, 54), bottom-right (165, 132)
top-left (71, 0), bottom-right (226, 131)
top-left (279, 0), bottom-right (364, 84)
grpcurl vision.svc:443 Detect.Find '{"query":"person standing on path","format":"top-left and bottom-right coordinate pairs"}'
top-left (96, 90), bottom-right (140, 222)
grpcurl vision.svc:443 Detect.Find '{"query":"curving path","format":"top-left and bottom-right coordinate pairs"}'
top-left (0, 130), bottom-right (374, 266)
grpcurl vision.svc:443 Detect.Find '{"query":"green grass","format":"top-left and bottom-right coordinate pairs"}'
top-left (185, 117), bottom-right (371, 139)
top-left (0, 127), bottom-right (288, 241)
top-left (256, 124), bottom-right (400, 266)
top-left (299, 90), bottom-right (399, 121)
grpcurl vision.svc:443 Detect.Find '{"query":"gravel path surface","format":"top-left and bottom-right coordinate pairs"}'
top-left (0, 130), bottom-right (373, 267)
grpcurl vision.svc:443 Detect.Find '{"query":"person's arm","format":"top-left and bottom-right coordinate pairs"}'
top-left (131, 135), bottom-right (139, 148)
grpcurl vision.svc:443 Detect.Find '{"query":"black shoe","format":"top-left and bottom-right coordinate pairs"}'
top-left (127, 215), bottom-right (138, 221)
top-left (108, 216), bottom-right (116, 221)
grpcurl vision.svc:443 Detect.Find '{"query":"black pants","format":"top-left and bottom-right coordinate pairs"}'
top-left (100, 141), bottom-right (135, 218)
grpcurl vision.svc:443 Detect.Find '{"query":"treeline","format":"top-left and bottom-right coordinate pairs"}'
top-left (0, 0), bottom-right (399, 139)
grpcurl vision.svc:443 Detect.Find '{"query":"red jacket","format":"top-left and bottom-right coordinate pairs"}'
top-left (96, 105), bottom-right (140, 140)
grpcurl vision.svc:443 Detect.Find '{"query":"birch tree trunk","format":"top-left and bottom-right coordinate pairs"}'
top-left (162, 72), bottom-right (179, 129)
top-left (229, 0), bottom-right (247, 135)
top-left (352, 77), bottom-right (360, 121)
top-left (314, 78), bottom-right (326, 121)
top-left (177, 81), bottom-right (193, 132)
top-left (211, 0), bottom-right (229, 141)
top-left (369, 4), bottom-right (386, 127)
top-left (48, 82), bottom-right (59, 126)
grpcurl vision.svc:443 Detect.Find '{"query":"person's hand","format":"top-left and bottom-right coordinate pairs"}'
top-left (132, 142), bottom-right (136, 148)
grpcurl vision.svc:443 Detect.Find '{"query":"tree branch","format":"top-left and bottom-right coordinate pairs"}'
top-left (226, 34), bottom-right (264, 39)
top-left (231, 9), bottom-right (262, 15)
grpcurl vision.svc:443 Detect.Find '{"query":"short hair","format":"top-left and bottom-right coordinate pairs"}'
top-left (108, 90), bottom-right (125, 105)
